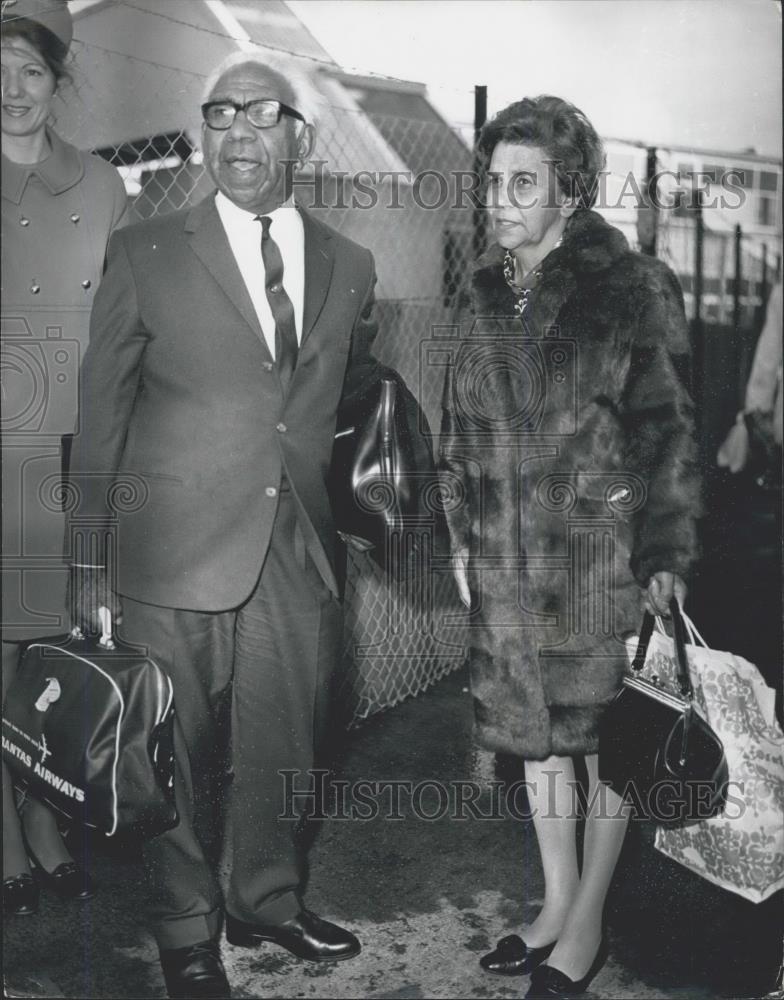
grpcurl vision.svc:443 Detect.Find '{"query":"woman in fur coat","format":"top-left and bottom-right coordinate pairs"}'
top-left (439, 96), bottom-right (700, 998)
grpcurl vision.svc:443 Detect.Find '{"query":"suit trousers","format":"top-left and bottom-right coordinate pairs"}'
top-left (118, 489), bottom-right (344, 950)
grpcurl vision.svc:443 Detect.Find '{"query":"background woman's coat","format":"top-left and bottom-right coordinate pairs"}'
top-left (440, 209), bottom-right (700, 759)
top-left (2, 129), bottom-right (127, 640)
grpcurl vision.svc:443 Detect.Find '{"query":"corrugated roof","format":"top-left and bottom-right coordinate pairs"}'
top-left (226, 0), bottom-right (335, 64)
top-left (345, 78), bottom-right (472, 177)
top-left (62, 1), bottom-right (462, 189)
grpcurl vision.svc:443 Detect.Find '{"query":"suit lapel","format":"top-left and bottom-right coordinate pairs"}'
top-left (185, 195), bottom-right (271, 358)
top-left (300, 208), bottom-right (334, 346)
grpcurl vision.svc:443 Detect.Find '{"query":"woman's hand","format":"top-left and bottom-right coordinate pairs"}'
top-left (644, 571), bottom-right (687, 616)
top-left (452, 547), bottom-right (471, 608)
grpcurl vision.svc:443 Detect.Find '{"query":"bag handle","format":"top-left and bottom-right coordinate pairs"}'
top-left (71, 606), bottom-right (115, 649)
top-left (630, 598), bottom-right (693, 700)
top-left (97, 606), bottom-right (115, 650)
top-left (679, 608), bottom-right (709, 649)
top-left (630, 611), bottom-right (655, 672)
top-left (379, 379), bottom-right (397, 479)
top-left (669, 598), bottom-right (694, 700)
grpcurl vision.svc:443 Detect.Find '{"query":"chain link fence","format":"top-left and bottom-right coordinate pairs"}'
top-left (52, 18), bottom-right (475, 723)
top-left (39, 2), bottom-right (781, 724)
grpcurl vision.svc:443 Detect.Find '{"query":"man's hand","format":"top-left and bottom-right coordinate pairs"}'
top-left (644, 571), bottom-right (687, 617)
top-left (68, 565), bottom-right (123, 635)
top-left (452, 547), bottom-right (471, 608)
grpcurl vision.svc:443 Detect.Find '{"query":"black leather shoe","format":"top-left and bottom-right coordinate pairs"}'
top-left (226, 909), bottom-right (361, 962)
top-left (159, 940), bottom-right (231, 999)
top-left (3, 874), bottom-right (39, 916)
top-left (31, 858), bottom-right (94, 900)
top-left (24, 838), bottom-right (94, 900)
top-left (526, 939), bottom-right (609, 998)
top-left (480, 934), bottom-right (556, 976)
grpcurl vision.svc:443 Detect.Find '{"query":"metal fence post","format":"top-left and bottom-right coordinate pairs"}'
top-left (473, 85), bottom-right (487, 262)
top-left (639, 146), bottom-right (658, 256)
top-left (733, 223), bottom-right (742, 333)
top-left (733, 224), bottom-right (745, 400)
top-left (758, 243), bottom-right (769, 326)
top-left (692, 190), bottom-right (705, 422)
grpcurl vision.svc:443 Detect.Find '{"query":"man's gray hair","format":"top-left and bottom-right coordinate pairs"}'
top-left (200, 50), bottom-right (315, 125)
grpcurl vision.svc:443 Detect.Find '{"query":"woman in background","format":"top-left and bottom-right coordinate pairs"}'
top-left (439, 95), bottom-right (700, 997)
top-left (2, 0), bottom-right (127, 916)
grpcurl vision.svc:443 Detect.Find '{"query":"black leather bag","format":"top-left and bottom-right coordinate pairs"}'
top-left (598, 599), bottom-right (729, 826)
top-left (2, 611), bottom-right (177, 838)
top-left (328, 362), bottom-right (436, 562)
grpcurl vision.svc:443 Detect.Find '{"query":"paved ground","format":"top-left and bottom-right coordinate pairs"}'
top-left (5, 472), bottom-right (782, 999)
top-left (4, 663), bottom-right (783, 1000)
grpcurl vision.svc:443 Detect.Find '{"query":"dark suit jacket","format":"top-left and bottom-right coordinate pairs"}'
top-left (70, 194), bottom-right (377, 611)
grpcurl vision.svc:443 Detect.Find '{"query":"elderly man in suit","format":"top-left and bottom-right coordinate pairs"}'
top-left (70, 53), bottom-right (377, 998)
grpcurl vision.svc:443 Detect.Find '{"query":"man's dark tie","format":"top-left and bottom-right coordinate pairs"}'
top-left (257, 215), bottom-right (298, 391)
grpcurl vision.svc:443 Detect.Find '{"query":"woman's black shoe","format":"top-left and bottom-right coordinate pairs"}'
top-left (3, 873), bottom-right (39, 915)
top-left (159, 940), bottom-right (231, 999)
top-left (24, 840), bottom-right (94, 901)
top-left (526, 938), bottom-right (609, 998)
top-left (480, 934), bottom-right (556, 976)
top-left (37, 860), bottom-right (94, 900)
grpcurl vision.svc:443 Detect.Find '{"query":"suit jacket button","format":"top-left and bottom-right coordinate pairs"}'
top-left (81, 279), bottom-right (92, 289)
top-left (265, 486), bottom-right (277, 498)
top-left (70, 214), bottom-right (81, 224)
top-left (276, 422), bottom-right (287, 433)
top-left (262, 361), bottom-right (273, 372)
top-left (269, 283), bottom-right (282, 293)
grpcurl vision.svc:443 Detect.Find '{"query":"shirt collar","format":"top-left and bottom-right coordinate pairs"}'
top-left (2, 128), bottom-right (85, 205)
top-left (215, 190), bottom-right (297, 227)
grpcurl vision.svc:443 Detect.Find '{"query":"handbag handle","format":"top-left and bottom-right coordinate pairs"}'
top-left (379, 379), bottom-right (397, 479)
top-left (97, 606), bottom-right (116, 650)
top-left (679, 609), bottom-right (709, 649)
top-left (630, 598), bottom-right (693, 700)
top-left (70, 605), bottom-right (115, 648)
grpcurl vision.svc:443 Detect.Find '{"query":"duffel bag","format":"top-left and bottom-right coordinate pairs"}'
top-left (2, 608), bottom-right (177, 838)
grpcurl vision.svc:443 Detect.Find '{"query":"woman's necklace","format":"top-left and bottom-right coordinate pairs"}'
top-left (502, 236), bottom-right (564, 316)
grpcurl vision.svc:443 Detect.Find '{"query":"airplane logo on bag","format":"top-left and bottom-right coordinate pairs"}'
top-left (34, 678), bottom-right (61, 712)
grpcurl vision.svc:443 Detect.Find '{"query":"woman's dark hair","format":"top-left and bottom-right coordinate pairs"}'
top-left (479, 95), bottom-right (605, 210)
top-left (1, 17), bottom-right (70, 85)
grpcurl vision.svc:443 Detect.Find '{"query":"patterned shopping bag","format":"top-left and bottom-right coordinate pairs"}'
top-left (639, 612), bottom-right (784, 903)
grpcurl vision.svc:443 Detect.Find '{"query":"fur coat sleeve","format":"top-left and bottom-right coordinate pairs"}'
top-left (617, 256), bottom-right (700, 584)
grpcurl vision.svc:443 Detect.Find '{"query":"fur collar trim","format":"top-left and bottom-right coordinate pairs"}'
top-left (472, 210), bottom-right (630, 325)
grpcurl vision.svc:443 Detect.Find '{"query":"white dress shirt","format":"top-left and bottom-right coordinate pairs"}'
top-left (215, 191), bottom-right (305, 358)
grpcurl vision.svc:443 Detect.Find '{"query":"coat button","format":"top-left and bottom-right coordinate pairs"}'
top-left (270, 283), bottom-right (282, 293)
top-left (81, 279), bottom-right (91, 289)
top-left (19, 217), bottom-right (30, 227)
top-left (30, 282), bottom-right (40, 294)
top-left (276, 422), bottom-right (287, 433)
top-left (262, 361), bottom-right (273, 372)
top-left (265, 486), bottom-right (277, 498)
top-left (70, 213), bottom-right (80, 224)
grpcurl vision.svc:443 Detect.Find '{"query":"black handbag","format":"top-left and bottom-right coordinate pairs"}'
top-left (2, 610), bottom-right (177, 838)
top-left (598, 599), bottom-right (729, 826)
top-left (328, 362), bottom-right (436, 563)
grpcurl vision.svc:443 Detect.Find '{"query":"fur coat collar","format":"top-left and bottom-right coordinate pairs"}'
top-left (471, 209), bottom-right (632, 333)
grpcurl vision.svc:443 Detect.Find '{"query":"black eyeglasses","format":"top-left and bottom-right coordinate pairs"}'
top-left (201, 99), bottom-right (305, 131)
